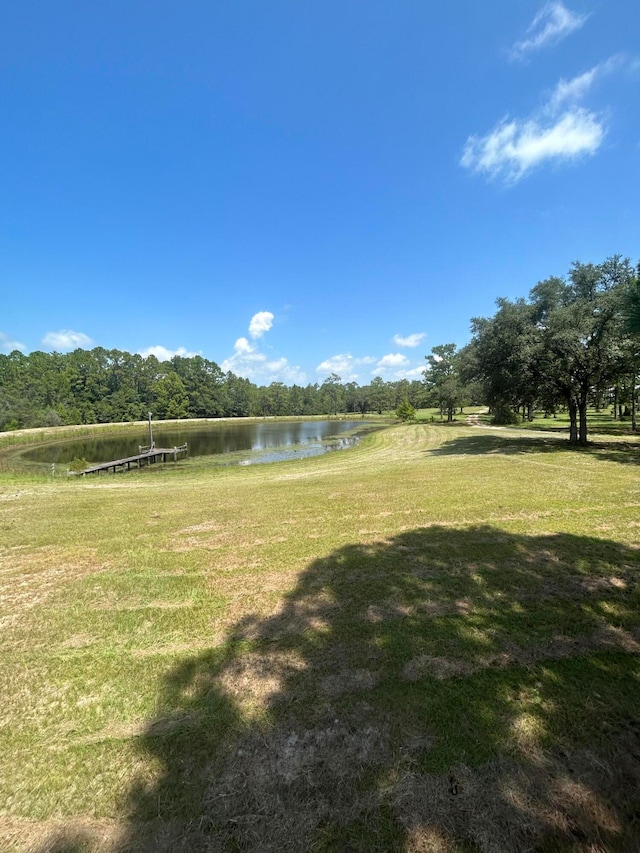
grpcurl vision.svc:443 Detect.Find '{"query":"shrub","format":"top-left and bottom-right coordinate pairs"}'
top-left (395, 399), bottom-right (416, 422)
top-left (492, 404), bottom-right (521, 425)
top-left (68, 457), bottom-right (89, 474)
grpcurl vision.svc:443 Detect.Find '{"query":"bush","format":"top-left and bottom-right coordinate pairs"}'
top-left (395, 399), bottom-right (416, 422)
top-left (492, 404), bottom-right (521, 425)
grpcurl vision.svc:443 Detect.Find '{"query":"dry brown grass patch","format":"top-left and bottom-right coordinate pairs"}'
top-left (402, 627), bottom-right (640, 682)
top-left (403, 655), bottom-right (477, 681)
top-left (131, 640), bottom-right (222, 658)
top-left (395, 732), bottom-right (639, 852)
top-left (0, 547), bottom-right (107, 626)
top-left (218, 650), bottom-right (307, 711)
top-left (0, 817), bottom-right (122, 853)
top-left (206, 710), bottom-right (391, 850)
top-left (320, 668), bottom-right (380, 697)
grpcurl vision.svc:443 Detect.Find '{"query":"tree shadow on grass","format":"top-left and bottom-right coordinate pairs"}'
top-left (527, 414), bottom-right (638, 439)
top-left (39, 526), bottom-right (640, 852)
top-left (428, 431), bottom-right (640, 465)
top-left (427, 433), bottom-right (565, 456)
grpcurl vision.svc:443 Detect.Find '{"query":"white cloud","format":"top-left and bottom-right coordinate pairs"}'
top-left (510, 2), bottom-right (589, 61)
top-left (222, 337), bottom-right (266, 368)
top-left (461, 107), bottom-right (604, 183)
top-left (549, 68), bottom-right (599, 110)
top-left (222, 335), bottom-right (305, 384)
top-left (316, 352), bottom-right (426, 383)
top-left (373, 352), bottom-right (425, 380)
top-left (233, 336), bottom-right (254, 354)
top-left (265, 358), bottom-right (307, 384)
top-left (316, 354), bottom-right (376, 383)
top-left (377, 353), bottom-right (409, 369)
top-left (403, 366), bottom-right (426, 379)
top-left (138, 345), bottom-right (201, 361)
top-left (0, 332), bottom-right (26, 353)
top-left (249, 311), bottom-right (274, 339)
top-left (547, 56), bottom-right (626, 111)
top-left (42, 330), bottom-right (93, 351)
top-left (393, 332), bottom-right (426, 348)
top-left (461, 46), bottom-right (640, 184)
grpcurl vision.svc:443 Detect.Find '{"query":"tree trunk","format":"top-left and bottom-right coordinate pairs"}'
top-left (568, 398), bottom-right (579, 444)
top-left (578, 400), bottom-right (588, 446)
top-left (632, 371), bottom-right (637, 432)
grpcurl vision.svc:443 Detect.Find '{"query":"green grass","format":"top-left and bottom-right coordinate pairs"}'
top-left (1, 420), bottom-right (639, 851)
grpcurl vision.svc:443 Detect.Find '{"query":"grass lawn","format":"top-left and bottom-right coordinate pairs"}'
top-left (1, 419), bottom-right (639, 852)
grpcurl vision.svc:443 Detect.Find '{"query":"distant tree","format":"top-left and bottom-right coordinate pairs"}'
top-left (424, 344), bottom-right (462, 422)
top-left (171, 355), bottom-right (227, 418)
top-left (468, 256), bottom-right (634, 444)
top-left (533, 258), bottom-right (630, 444)
top-left (623, 262), bottom-right (640, 336)
top-left (470, 298), bottom-right (540, 423)
top-left (153, 373), bottom-right (189, 419)
top-left (226, 373), bottom-right (254, 417)
top-left (343, 382), bottom-right (360, 414)
top-left (321, 373), bottom-right (343, 415)
top-left (302, 383), bottom-right (320, 415)
top-left (288, 384), bottom-right (305, 416)
top-left (368, 376), bottom-right (390, 415)
top-left (395, 399), bottom-right (416, 422)
top-left (621, 262), bottom-right (640, 430)
top-left (268, 382), bottom-right (289, 416)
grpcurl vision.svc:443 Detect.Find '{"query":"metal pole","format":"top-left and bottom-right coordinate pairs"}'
top-left (148, 411), bottom-right (154, 450)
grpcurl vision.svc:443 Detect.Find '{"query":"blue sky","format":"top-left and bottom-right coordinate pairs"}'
top-left (2, 1), bottom-right (639, 385)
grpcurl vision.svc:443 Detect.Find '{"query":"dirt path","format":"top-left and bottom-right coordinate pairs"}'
top-left (465, 409), bottom-right (489, 426)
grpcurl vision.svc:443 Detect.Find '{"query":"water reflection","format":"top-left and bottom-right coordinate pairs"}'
top-left (22, 420), bottom-right (374, 467)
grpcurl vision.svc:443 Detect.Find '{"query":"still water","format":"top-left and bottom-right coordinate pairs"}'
top-left (23, 420), bottom-right (374, 467)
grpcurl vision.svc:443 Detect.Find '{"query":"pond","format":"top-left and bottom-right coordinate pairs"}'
top-left (22, 420), bottom-right (376, 467)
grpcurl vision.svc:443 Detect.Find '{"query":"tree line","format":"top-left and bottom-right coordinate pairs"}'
top-left (425, 255), bottom-right (640, 444)
top-left (0, 348), bottom-right (426, 431)
top-left (1, 255), bottom-right (638, 441)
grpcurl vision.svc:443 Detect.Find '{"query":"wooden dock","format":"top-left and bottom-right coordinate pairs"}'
top-left (81, 443), bottom-right (188, 475)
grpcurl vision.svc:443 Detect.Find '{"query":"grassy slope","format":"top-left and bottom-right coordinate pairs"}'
top-left (1, 421), bottom-right (639, 852)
